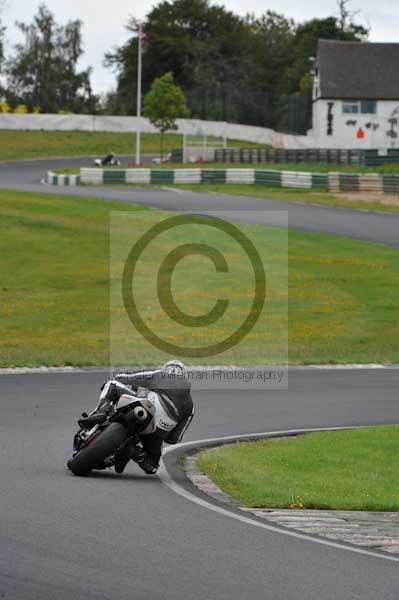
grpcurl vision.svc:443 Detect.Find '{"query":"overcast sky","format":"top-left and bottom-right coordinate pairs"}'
top-left (2, 0), bottom-right (398, 93)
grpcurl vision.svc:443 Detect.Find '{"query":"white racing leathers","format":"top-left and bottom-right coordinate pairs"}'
top-left (94, 370), bottom-right (194, 472)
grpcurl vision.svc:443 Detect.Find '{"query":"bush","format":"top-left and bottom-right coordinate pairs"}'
top-left (14, 104), bottom-right (28, 114)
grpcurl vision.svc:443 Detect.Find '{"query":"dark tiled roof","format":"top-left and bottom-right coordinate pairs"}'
top-left (317, 40), bottom-right (399, 100)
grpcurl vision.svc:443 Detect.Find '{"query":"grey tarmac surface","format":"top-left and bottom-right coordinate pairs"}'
top-left (1, 156), bottom-right (399, 246)
top-left (1, 158), bottom-right (399, 599)
top-left (1, 370), bottom-right (399, 600)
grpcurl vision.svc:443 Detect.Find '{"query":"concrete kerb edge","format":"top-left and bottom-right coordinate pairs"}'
top-left (160, 427), bottom-right (399, 561)
top-left (2, 364), bottom-right (399, 375)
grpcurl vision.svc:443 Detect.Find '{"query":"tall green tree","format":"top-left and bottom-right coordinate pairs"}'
top-left (105, 0), bottom-right (368, 133)
top-left (6, 3), bottom-right (97, 113)
top-left (282, 16), bottom-right (368, 95)
top-left (0, 1), bottom-right (6, 88)
top-left (105, 0), bottom-right (253, 118)
top-left (143, 72), bottom-right (189, 158)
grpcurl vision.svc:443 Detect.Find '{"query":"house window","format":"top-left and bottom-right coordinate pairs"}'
top-left (343, 101), bottom-right (359, 114)
top-left (360, 100), bottom-right (377, 114)
top-left (342, 100), bottom-right (377, 114)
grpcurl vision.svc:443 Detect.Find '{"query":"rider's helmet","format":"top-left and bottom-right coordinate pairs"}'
top-left (162, 359), bottom-right (187, 378)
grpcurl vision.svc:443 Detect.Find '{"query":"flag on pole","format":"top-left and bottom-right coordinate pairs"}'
top-left (139, 26), bottom-right (148, 52)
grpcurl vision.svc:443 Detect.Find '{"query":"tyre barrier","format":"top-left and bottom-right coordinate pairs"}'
top-left (45, 168), bottom-right (328, 190)
top-left (44, 168), bottom-right (399, 194)
top-left (328, 172), bottom-right (399, 194)
top-left (45, 171), bottom-right (80, 186)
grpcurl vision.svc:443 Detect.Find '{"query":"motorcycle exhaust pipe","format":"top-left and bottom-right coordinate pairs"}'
top-left (133, 406), bottom-right (148, 422)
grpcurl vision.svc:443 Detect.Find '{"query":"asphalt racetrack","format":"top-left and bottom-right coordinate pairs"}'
top-left (1, 157), bottom-right (399, 599)
top-left (2, 156), bottom-right (399, 246)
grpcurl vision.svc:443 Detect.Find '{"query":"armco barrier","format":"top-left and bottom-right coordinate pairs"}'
top-left (45, 168), bottom-right (399, 195)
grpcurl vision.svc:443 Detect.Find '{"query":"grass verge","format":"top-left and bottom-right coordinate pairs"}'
top-left (196, 426), bottom-right (399, 511)
top-left (178, 184), bottom-right (399, 213)
top-left (0, 130), bottom-right (263, 161)
top-left (49, 166), bottom-right (399, 213)
top-left (2, 189), bottom-right (399, 366)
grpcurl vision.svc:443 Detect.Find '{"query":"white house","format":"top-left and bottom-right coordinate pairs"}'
top-left (310, 40), bottom-right (399, 149)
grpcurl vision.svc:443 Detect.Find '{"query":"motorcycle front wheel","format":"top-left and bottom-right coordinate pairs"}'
top-left (67, 422), bottom-right (127, 476)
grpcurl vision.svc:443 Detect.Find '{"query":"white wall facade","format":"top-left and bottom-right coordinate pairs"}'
top-left (311, 98), bottom-right (399, 149)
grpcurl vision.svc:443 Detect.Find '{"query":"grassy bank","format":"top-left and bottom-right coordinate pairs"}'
top-left (2, 189), bottom-right (399, 366)
top-left (0, 130), bottom-right (262, 161)
top-left (179, 184), bottom-right (399, 213)
top-left (197, 427), bottom-right (399, 511)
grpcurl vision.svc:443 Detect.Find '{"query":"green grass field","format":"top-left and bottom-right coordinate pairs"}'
top-left (0, 130), bottom-right (262, 161)
top-left (179, 184), bottom-right (399, 213)
top-left (2, 189), bottom-right (399, 366)
top-left (3, 129), bottom-right (399, 174)
top-left (197, 427), bottom-right (399, 511)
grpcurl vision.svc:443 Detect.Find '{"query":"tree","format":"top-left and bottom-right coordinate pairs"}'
top-left (0, 17), bottom-right (4, 70)
top-left (104, 0), bottom-right (369, 132)
top-left (281, 16), bottom-right (368, 95)
top-left (143, 72), bottom-right (189, 158)
top-left (5, 3), bottom-right (97, 113)
top-left (336, 0), bottom-right (356, 32)
top-left (105, 0), bottom-right (253, 118)
top-left (0, 1), bottom-right (6, 95)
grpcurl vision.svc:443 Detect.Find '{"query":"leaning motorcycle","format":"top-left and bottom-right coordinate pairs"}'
top-left (67, 394), bottom-right (154, 476)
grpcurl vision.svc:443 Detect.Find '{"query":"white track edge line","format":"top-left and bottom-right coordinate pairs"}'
top-left (158, 427), bottom-right (399, 565)
top-left (2, 364), bottom-right (399, 375)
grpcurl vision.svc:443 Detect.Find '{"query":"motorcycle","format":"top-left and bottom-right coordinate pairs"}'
top-left (93, 153), bottom-right (121, 167)
top-left (67, 394), bottom-right (155, 476)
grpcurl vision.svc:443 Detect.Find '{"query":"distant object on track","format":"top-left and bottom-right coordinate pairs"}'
top-left (94, 153), bottom-right (121, 167)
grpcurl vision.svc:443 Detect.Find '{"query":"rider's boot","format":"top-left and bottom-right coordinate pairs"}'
top-left (114, 446), bottom-right (134, 474)
top-left (77, 391), bottom-right (114, 429)
top-left (78, 411), bottom-right (107, 429)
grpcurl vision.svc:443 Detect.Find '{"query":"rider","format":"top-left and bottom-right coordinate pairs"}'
top-left (78, 360), bottom-right (194, 475)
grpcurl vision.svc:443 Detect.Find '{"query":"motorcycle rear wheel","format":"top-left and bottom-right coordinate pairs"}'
top-left (67, 422), bottom-right (127, 476)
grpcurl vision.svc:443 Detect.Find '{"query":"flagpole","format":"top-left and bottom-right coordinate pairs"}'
top-left (136, 25), bottom-right (143, 166)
